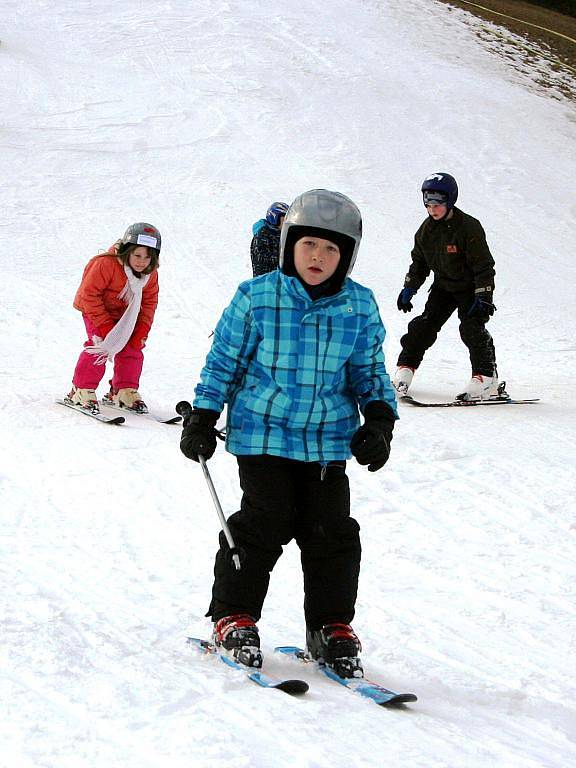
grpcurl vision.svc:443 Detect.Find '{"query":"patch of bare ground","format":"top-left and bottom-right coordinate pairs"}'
top-left (436, 0), bottom-right (576, 101)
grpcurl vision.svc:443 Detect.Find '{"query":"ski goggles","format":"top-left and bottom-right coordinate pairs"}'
top-left (423, 190), bottom-right (448, 206)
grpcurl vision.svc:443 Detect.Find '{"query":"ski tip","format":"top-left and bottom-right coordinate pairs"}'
top-left (274, 679), bottom-right (310, 695)
top-left (161, 415), bottom-right (183, 424)
top-left (379, 692), bottom-right (418, 707)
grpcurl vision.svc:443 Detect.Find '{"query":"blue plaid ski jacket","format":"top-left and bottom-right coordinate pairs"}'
top-left (193, 270), bottom-right (398, 462)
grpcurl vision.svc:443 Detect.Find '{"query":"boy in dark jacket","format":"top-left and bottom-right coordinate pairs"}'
top-left (393, 173), bottom-right (498, 401)
top-left (181, 190), bottom-right (397, 678)
top-left (250, 201), bottom-right (289, 276)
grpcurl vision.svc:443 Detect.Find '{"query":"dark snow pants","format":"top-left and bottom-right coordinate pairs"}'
top-left (397, 284), bottom-right (497, 376)
top-left (206, 454), bottom-right (361, 631)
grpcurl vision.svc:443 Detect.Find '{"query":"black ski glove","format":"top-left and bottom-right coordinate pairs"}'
top-left (467, 289), bottom-right (496, 321)
top-left (397, 287), bottom-right (416, 313)
top-left (350, 401), bottom-right (395, 472)
top-left (180, 408), bottom-right (221, 462)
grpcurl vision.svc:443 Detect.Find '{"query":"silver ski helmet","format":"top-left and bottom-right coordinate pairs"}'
top-left (280, 189), bottom-right (362, 280)
top-left (118, 222), bottom-right (162, 254)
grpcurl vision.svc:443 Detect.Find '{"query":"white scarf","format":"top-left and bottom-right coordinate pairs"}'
top-left (86, 264), bottom-right (150, 365)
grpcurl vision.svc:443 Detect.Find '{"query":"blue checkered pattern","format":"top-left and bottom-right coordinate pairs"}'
top-left (194, 271), bottom-right (398, 462)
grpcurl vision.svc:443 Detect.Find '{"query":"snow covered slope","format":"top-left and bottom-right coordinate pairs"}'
top-left (1, 1), bottom-right (575, 766)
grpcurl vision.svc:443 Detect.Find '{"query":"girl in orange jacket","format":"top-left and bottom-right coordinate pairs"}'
top-left (65, 223), bottom-right (160, 414)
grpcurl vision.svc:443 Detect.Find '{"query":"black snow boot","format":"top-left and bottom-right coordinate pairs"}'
top-left (306, 623), bottom-right (363, 679)
top-left (213, 614), bottom-right (263, 668)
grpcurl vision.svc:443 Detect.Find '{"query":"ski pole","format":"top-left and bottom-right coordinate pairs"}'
top-left (176, 401), bottom-right (242, 571)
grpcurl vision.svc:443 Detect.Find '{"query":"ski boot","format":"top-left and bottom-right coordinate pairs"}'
top-left (306, 623), bottom-right (363, 679)
top-left (103, 386), bottom-right (148, 414)
top-left (392, 366), bottom-right (415, 396)
top-left (456, 373), bottom-right (499, 402)
top-left (213, 614), bottom-right (263, 668)
top-left (65, 387), bottom-right (99, 414)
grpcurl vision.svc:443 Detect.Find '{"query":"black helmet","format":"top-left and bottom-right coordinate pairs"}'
top-left (119, 222), bottom-right (161, 254)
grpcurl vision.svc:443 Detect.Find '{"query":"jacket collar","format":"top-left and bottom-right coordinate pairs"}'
top-left (280, 272), bottom-right (350, 306)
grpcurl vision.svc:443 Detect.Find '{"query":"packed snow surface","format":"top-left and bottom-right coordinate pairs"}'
top-left (2, 1), bottom-right (575, 766)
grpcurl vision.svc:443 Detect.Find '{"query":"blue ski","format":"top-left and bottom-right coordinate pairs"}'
top-left (187, 637), bottom-right (309, 696)
top-left (275, 646), bottom-right (417, 707)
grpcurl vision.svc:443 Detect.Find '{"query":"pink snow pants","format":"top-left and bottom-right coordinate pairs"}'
top-left (72, 316), bottom-right (144, 391)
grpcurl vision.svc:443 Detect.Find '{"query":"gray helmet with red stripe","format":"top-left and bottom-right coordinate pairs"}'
top-left (119, 222), bottom-right (161, 254)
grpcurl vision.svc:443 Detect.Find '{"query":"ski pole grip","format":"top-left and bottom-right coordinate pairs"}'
top-left (176, 400), bottom-right (193, 420)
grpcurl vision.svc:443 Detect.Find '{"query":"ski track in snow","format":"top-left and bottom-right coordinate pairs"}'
top-left (2, 0), bottom-right (575, 766)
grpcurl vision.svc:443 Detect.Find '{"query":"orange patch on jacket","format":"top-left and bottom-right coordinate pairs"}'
top-left (446, 245), bottom-right (458, 253)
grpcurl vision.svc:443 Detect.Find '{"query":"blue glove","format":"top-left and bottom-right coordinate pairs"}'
top-left (397, 287), bottom-right (416, 313)
top-left (468, 290), bottom-right (496, 321)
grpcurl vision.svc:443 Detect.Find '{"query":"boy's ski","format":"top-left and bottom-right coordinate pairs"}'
top-left (101, 400), bottom-right (182, 424)
top-left (275, 646), bottom-right (416, 707)
top-left (400, 381), bottom-right (539, 408)
top-left (401, 395), bottom-right (539, 408)
top-left (187, 637), bottom-right (309, 696)
top-left (56, 399), bottom-right (125, 425)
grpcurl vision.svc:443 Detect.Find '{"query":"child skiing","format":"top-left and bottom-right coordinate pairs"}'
top-left (393, 172), bottom-right (498, 401)
top-left (65, 222), bottom-right (161, 414)
top-left (180, 189), bottom-right (398, 678)
top-left (250, 201), bottom-right (289, 276)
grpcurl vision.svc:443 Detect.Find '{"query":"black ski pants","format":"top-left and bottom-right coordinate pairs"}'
top-left (397, 284), bottom-right (497, 376)
top-left (207, 454), bottom-right (361, 631)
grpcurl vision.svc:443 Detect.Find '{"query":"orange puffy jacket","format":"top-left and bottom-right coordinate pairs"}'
top-left (73, 249), bottom-right (159, 337)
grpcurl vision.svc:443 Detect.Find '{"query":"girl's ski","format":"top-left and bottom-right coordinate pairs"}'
top-left (101, 400), bottom-right (182, 424)
top-left (56, 399), bottom-right (125, 424)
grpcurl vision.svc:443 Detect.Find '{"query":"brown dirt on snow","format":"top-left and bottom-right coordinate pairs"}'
top-left (436, 0), bottom-right (576, 100)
